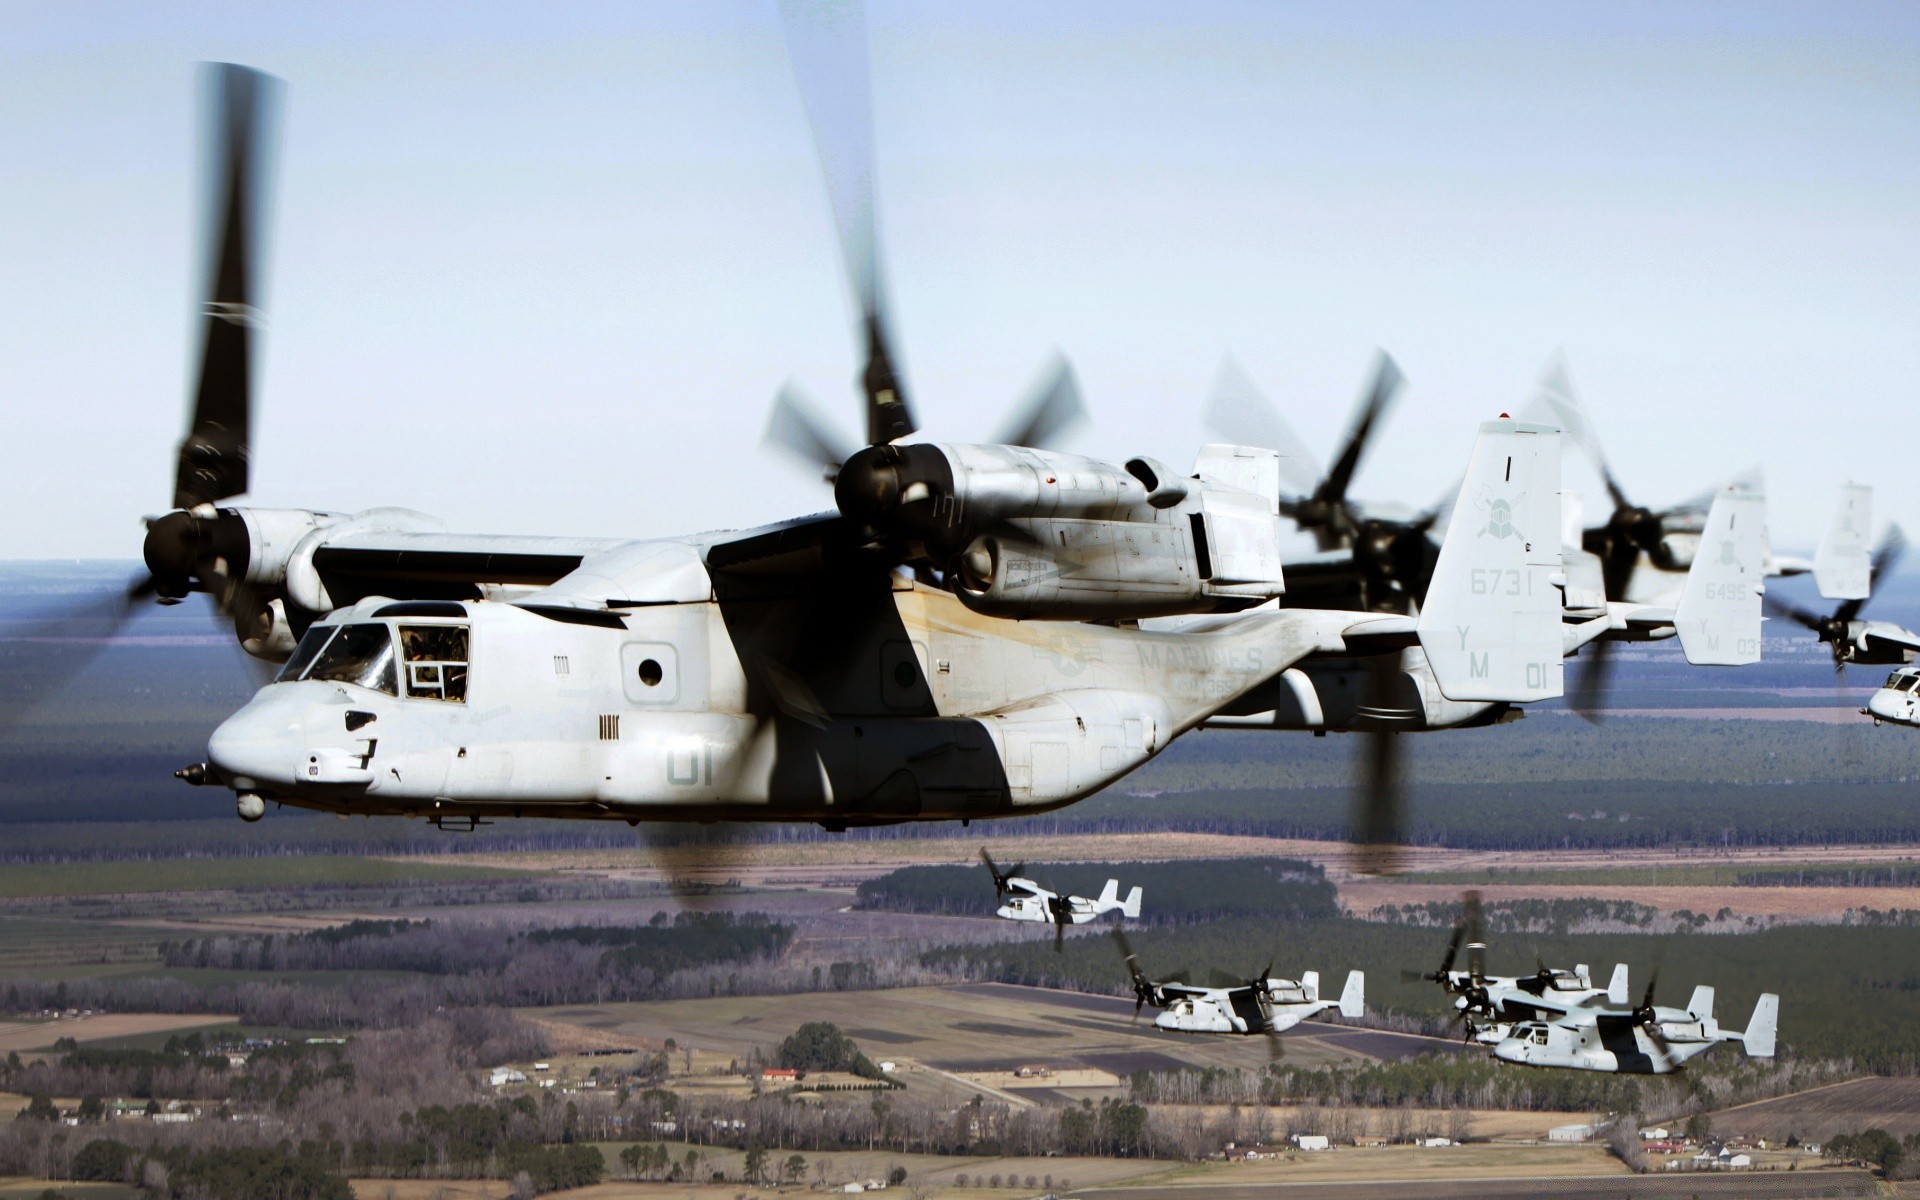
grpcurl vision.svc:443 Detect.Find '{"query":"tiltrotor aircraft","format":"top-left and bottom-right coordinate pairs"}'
top-left (1492, 974), bottom-right (1779, 1075)
top-left (1188, 356), bottom-right (1769, 867)
top-left (1760, 486), bottom-right (1920, 724)
top-left (35, 33), bottom-right (1582, 843)
top-left (1411, 892), bottom-right (1629, 1044)
top-left (1116, 930), bottom-right (1363, 1054)
top-left (981, 850), bottom-right (1140, 950)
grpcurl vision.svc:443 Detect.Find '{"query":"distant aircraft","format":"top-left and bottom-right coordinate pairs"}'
top-left (981, 850), bottom-right (1140, 950)
top-left (1116, 929), bottom-right (1363, 1058)
top-left (1410, 891), bottom-right (1630, 1043)
top-left (1492, 975), bottom-right (1778, 1075)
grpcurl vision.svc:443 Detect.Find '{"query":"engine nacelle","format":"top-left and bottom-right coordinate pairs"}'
top-left (955, 518), bottom-right (1216, 620)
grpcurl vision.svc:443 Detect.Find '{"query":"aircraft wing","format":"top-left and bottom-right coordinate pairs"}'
top-left (1009, 878), bottom-right (1052, 900)
top-left (308, 528), bottom-right (628, 606)
top-left (1856, 621), bottom-right (1920, 658)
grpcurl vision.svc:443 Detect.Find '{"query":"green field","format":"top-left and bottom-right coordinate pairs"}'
top-left (0, 854), bottom-right (532, 898)
top-left (1412, 861), bottom-right (1920, 887)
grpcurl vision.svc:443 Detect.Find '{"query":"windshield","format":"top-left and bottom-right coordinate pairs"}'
top-left (305, 623), bottom-right (398, 696)
top-left (276, 625), bottom-right (336, 683)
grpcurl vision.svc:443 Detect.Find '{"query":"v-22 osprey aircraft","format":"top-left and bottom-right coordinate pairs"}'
top-left (119, 60), bottom-right (1572, 836)
top-left (981, 850), bottom-right (1142, 943)
top-left (1493, 980), bottom-right (1778, 1075)
top-left (1117, 931), bottom-right (1364, 1048)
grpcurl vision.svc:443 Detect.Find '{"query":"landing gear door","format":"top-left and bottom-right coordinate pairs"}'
top-left (621, 643), bottom-right (680, 705)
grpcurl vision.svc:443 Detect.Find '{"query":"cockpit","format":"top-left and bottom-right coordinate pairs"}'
top-left (1883, 671), bottom-right (1920, 692)
top-left (1513, 1022), bottom-right (1551, 1045)
top-left (276, 616), bottom-right (470, 703)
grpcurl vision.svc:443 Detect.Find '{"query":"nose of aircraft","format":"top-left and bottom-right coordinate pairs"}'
top-left (208, 685), bottom-right (315, 789)
top-left (1867, 688), bottom-right (1906, 722)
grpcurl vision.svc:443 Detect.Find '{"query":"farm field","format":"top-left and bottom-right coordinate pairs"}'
top-left (530, 982), bottom-right (1471, 1093)
top-left (1705, 1076), bottom-right (1920, 1141)
top-left (1339, 880), bottom-right (1920, 922)
top-left (0, 1010), bottom-right (235, 1053)
top-left (0, 854), bottom-right (531, 897)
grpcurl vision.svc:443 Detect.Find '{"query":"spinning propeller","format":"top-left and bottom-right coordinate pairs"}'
top-left (1631, 961), bottom-right (1680, 1074)
top-left (1203, 356), bottom-right (1441, 873)
top-left (979, 848), bottom-right (1024, 898)
top-left (1114, 928), bottom-right (1165, 1020)
top-left (2, 64), bottom-right (281, 732)
top-left (1764, 526), bottom-right (1908, 680)
top-left (765, 0), bottom-right (1087, 510)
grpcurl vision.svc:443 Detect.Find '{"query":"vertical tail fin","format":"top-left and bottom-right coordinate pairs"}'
top-left (1815, 483), bottom-right (1873, 600)
top-left (1574, 963), bottom-right (1592, 988)
top-left (1674, 484), bottom-right (1766, 665)
top-left (1743, 993), bottom-right (1779, 1058)
top-left (1121, 885), bottom-right (1142, 920)
top-left (1339, 970), bottom-right (1365, 1019)
top-left (1416, 418), bottom-right (1564, 703)
top-left (1095, 879), bottom-right (1120, 912)
top-left (1606, 964), bottom-right (1629, 1007)
top-left (1300, 970), bottom-right (1320, 1002)
top-left (1686, 985), bottom-right (1716, 1022)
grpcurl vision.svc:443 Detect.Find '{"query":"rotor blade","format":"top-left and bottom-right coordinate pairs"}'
top-left (1201, 355), bottom-right (1324, 496)
top-left (988, 354), bottom-right (1089, 450)
top-left (765, 383), bottom-right (857, 477)
top-left (1528, 353), bottom-right (1631, 513)
top-left (1838, 524), bottom-right (1906, 623)
top-left (779, 0), bottom-right (914, 445)
top-left (176, 63), bottom-right (282, 511)
top-left (1316, 351), bottom-right (1404, 507)
top-left (1569, 638), bottom-right (1615, 725)
top-left (1438, 924), bottom-right (1466, 976)
top-left (0, 575), bottom-right (148, 736)
top-left (1463, 891), bottom-right (1485, 978)
top-left (1354, 725), bottom-right (1403, 875)
top-left (1054, 918), bottom-right (1065, 953)
top-left (1761, 593), bottom-right (1826, 632)
top-left (1265, 1029), bottom-right (1285, 1061)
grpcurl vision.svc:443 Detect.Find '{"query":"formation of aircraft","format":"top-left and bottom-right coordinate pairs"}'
top-left (1411, 893), bottom-right (1779, 1075)
top-left (3, 0), bottom-right (1904, 878)
top-left (1408, 892), bottom-right (1629, 1045)
top-left (1115, 930), bottom-right (1364, 1057)
top-left (980, 849), bottom-right (1141, 950)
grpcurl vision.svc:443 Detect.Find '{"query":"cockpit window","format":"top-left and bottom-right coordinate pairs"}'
top-left (1529, 1026), bottom-right (1549, 1045)
top-left (400, 624), bottom-right (469, 703)
top-left (276, 625), bottom-right (337, 683)
top-left (306, 623), bottom-right (398, 696)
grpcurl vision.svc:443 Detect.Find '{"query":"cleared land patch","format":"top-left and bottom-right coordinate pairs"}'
top-left (1705, 1076), bottom-right (1920, 1141)
top-left (0, 1011), bottom-right (235, 1053)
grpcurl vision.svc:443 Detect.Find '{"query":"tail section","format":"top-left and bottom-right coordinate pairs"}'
top-left (1606, 964), bottom-right (1629, 1007)
top-left (1674, 484), bottom-right (1765, 666)
top-left (1574, 962), bottom-right (1592, 988)
top-left (1095, 879), bottom-right (1120, 911)
top-left (1416, 418), bottom-right (1564, 703)
top-left (1742, 993), bottom-right (1779, 1058)
top-left (1815, 484), bottom-right (1872, 600)
top-left (1300, 970), bottom-right (1320, 1002)
top-left (1686, 985), bottom-right (1716, 1022)
top-left (1339, 970), bottom-right (1365, 1019)
top-left (1120, 885), bottom-right (1143, 920)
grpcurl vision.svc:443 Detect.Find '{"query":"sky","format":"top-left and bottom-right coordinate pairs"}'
top-left (2, 1), bottom-right (1918, 560)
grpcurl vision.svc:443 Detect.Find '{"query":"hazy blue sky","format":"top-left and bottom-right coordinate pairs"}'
top-left (3, 1), bottom-right (1917, 559)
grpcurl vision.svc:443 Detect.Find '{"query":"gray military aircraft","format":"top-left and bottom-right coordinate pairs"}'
top-left (1410, 892), bottom-right (1629, 1044)
top-left (1492, 973), bottom-right (1778, 1075)
top-left (1117, 930), bottom-right (1363, 1056)
top-left (981, 850), bottom-right (1141, 951)
top-left (18, 47), bottom-right (1568, 842)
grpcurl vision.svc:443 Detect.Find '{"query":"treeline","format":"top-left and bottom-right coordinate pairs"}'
top-left (152, 912), bottom-right (792, 1005)
top-left (1371, 898), bottom-right (1663, 935)
top-left (854, 858), bottom-right (1339, 923)
top-left (1741, 865), bottom-right (1920, 887)
top-left (925, 916), bottom-right (1920, 1074)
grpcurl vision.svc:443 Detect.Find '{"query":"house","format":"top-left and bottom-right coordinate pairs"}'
top-left (488, 1068), bottom-right (527, 1087)
top-left (1548, 1124), bottom-right (1598, 1143)
top-left (762, 1068), bottom-right (801, 1081)
top-left (1420, 1137), bottom-right (1454, 1148)
top-left (1726, 1153), bottom-right (1752, 1168)
top-left (1639, 1127), bottom-right (1671, 1140)
top-left (1291, 1135), bottom-right (1329, 1152)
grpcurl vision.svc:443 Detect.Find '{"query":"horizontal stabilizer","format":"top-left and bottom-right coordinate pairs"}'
top-left (1815, 483), bottom-right (1873, 600)
top-left (1674, 485), bottom-right (1764, 665)
top-left (1416, 419), bottom-right (1563, 702)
